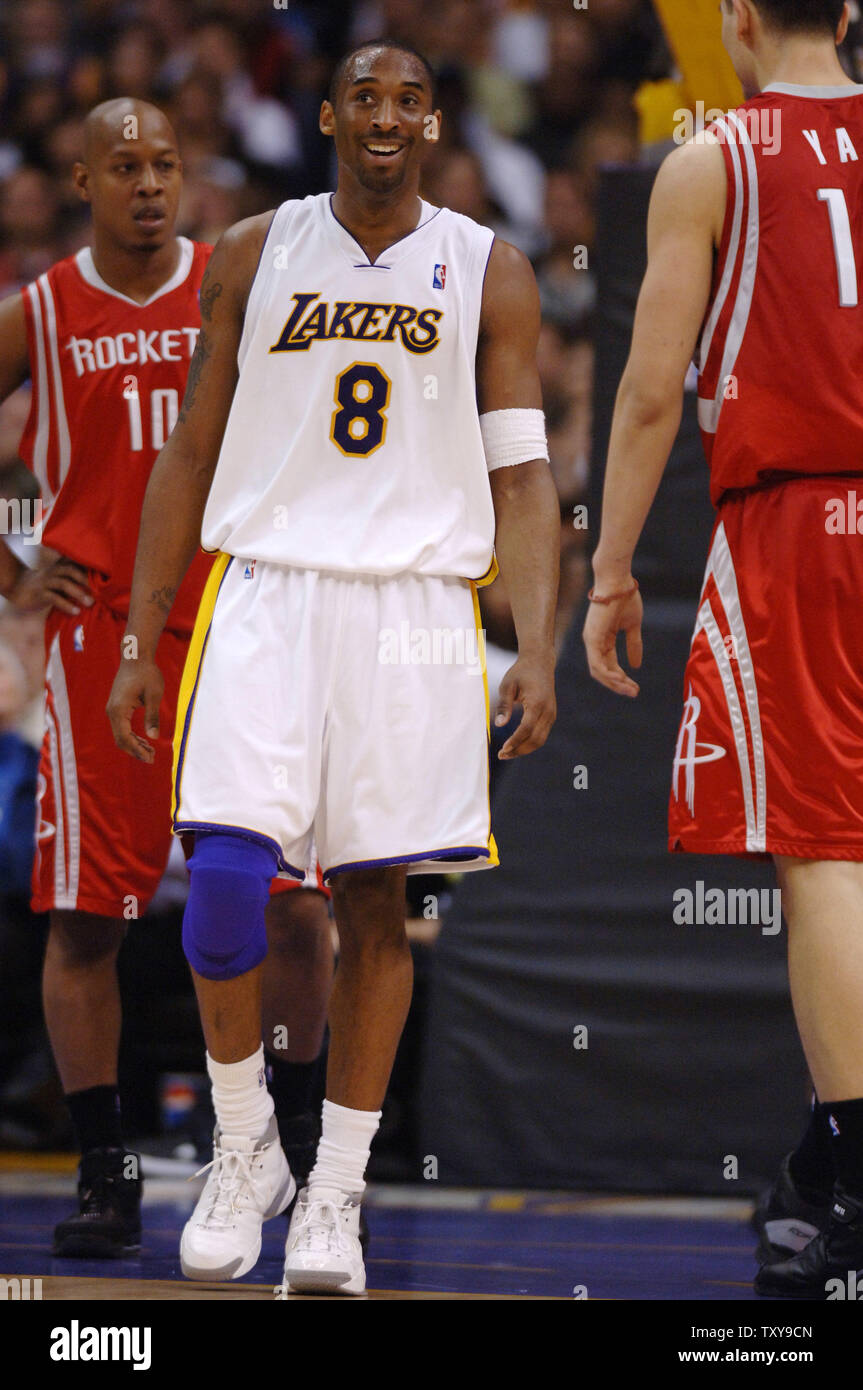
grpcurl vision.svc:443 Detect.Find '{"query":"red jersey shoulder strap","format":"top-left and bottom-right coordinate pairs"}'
top-left (20, 259), bottom-right (76, 509)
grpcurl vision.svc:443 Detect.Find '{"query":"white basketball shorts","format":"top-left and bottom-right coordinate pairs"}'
top-left (172, 555), bottom-right (498, 882)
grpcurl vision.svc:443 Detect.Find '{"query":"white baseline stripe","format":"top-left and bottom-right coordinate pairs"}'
top-left (45, 703), bottom-right (67, 907)
top-left (47, 634), bottom-right (80, 908)
top-left (708, 522), bottom-right (767, 850)
top-left (26, 283), bottom-right (53, 510)
top-left (698, 117), bottom-right (744, 374)
top-left (695, 599), bottom-right (758, 848)
top-left (39, 275), bottom-right (72, 490)
top-left (698, 113), bottom-right (760, 435)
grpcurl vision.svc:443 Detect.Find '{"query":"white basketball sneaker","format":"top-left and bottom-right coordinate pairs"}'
top-left (281, 1187), bottom-right (366, 1295)
top-left (180, 1117), bottom-right (295, 1280)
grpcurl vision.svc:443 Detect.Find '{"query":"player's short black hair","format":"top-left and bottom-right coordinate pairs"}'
top-left (725, 0), bottom-right (846, 33)
top-left (328, 39), bottom-right (437, 107)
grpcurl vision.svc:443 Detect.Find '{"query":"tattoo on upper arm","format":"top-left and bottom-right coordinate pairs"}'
top-left (200, 279), bottom-right (223, 322)
top-left (176, 275), bottom-right (224, 424)
top-left (177, 327), bottom-right (212, 424)
top-left (148, 585), bottom-right (177, 616)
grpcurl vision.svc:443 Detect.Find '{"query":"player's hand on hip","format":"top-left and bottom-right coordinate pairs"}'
top-left (583, 588), bottom-right (643, 697)
top-left (495, 650), bottom-right (557, 759)
top-left (107, 658), bottom-right (164, 764)
top-left (7, 558), bottom-right (94, 615)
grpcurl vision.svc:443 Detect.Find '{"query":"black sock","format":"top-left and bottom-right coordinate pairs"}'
top-left (265, 1054), bottom-right (320, 1122)
top-left (788, 1098), bottom-right (835, 1199)
top-left (66, 1085), bottom-right (123, 1155)
top-left (823, 1097), bottom-right (863, 1201)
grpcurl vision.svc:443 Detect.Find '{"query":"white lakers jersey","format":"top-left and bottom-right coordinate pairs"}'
top-left (201, 193), bottom-right (497, 580)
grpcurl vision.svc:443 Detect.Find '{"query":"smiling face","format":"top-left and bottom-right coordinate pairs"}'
top-left (321, 47), bottom-right (441, 197)
top-left (75, 102), bottom-right (182, 254)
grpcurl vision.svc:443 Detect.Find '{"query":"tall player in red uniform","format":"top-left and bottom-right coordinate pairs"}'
top-left (0, 99), bottom-right (334, 1257)
top-left (584, 0), bottom-right (863, 1297)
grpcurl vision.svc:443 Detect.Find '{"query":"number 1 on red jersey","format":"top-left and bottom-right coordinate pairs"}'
top-left (817, 188), bottom-right (859, 308)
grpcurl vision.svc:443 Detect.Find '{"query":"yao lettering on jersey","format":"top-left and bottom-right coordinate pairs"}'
top-left (201, 194), bottom-right (496, 581)
top-left (696, 83), bottom-right (863, 504)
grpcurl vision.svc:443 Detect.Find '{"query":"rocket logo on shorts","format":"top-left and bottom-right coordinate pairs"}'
top-left (672, 685), bottom-right (726, 816)
top-left (433, 264), bottom-right (446, 290)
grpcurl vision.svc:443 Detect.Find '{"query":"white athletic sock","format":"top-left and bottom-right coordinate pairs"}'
top-left (308, 1099), bottom-right (381, 1196)
top-left (207, 1044), bottom-right (274, 1140)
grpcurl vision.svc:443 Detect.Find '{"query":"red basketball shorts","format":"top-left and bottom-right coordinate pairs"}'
top-left (669, 476), bottom-right (863, 861)
top-left (31, 601), bottom-right (324, 917)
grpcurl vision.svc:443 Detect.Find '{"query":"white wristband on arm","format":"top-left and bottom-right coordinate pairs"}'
top-left (480, 408), bottom-right (549, 473)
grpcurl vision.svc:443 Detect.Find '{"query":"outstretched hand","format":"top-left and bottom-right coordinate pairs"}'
top-left (495, 650), bottom-right (556, 759)
top-left (107, 656), bottom-right (165, 764)
top-left (583, 588), bottom-right (643, 697)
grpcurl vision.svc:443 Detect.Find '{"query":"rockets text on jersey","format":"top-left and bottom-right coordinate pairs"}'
top-left (18, 237), bottom-right (214, 632)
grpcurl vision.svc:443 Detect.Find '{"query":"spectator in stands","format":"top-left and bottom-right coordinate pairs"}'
top-left (189, 13), bottom-right (303, 174)
top-left (0, 166), bottom-right (62, 288)
top-left (534, 169), bottom-right (596, 334)
top-left (105, 23), bottom-right (166, 103)
top-left (0, 629), bottom-right (58, 1150)
top-left (0, 639), bottom-right (37, 899)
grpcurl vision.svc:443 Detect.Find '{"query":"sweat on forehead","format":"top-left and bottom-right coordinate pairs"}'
top-left (331, 42), bottom-right (435, 104)
top-left (83, 99), bottom-right (177, 161)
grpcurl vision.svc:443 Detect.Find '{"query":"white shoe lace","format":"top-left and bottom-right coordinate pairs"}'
top-left (190, 1140), bottom-right (270, 1229)
top-left (292, 1197), bottom-right (355, 1257)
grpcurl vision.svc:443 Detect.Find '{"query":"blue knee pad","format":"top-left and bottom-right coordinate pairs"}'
top-left (182, 834), bottom-right (277, 981)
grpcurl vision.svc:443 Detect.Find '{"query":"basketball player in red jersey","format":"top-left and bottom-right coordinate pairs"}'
top-left (585, 0), bottom-right (863, 1297)
top-left (0, 99), bottom-right (334, 1258)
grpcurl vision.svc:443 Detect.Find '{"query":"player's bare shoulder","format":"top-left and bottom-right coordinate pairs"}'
top-left (0, 290), bottom-right (31, 398)
top-left (480, 238), bottom-right (541, 337)
top-left (652, 133), bottom-right (727, 248)
top-left (175, 212), bottom-right (276, 435)
top-left (201, 211), bottom-right (277, 318)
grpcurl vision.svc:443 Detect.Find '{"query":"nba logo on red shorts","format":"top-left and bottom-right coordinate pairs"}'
top-left (433, 264), bottom-right (446, 290)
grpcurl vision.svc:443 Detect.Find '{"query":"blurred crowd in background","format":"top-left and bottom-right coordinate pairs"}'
top-left (0, 0), bottom-right (677, 629)
top-left (0, 0), bottom-right (675, 1147)
top-left (1, 0), bottom-right (860, 1151)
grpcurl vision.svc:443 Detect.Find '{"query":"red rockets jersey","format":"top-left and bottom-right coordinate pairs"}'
top-left (18, 238), bottom-right (214, 633)
top-left (697, 83), bottom-right (863, 506)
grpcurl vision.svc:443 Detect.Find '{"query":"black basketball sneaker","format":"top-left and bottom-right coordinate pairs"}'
top-left (53, 1147), bottom-right (142, 1258)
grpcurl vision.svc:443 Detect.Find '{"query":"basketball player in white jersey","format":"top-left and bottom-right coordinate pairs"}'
top-left (108, 39), bottom-right (559, 1293)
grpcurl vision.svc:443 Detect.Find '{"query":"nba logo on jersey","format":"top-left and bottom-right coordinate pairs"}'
top-left (243, 561), bottom-right (256, 580)
top-left (433, 264), bottom-right (446, 290)
top-left (73, 625), bottom-right (84, 652)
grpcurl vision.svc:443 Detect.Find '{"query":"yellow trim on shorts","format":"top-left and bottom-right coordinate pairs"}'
top-left (470, 579), bottom-right (499, 869)
top-left (474, 553), bottom-right (499, 588)
top-left (172, 552), bottom-right (232, 823)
